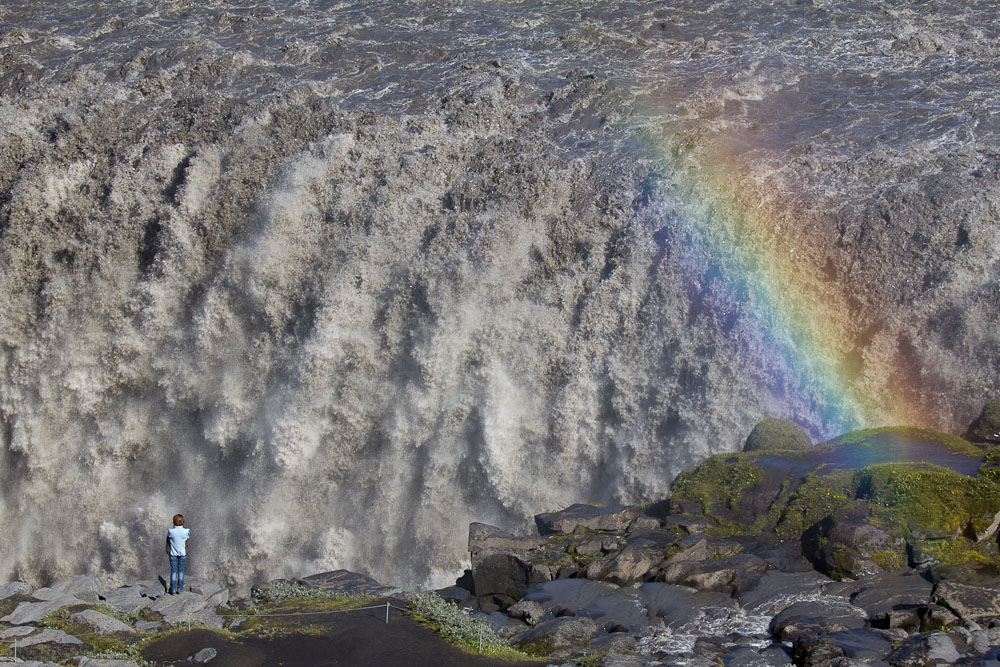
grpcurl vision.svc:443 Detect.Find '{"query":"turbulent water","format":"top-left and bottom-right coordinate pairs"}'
top-left (1, 1), bottom-right (998, 589)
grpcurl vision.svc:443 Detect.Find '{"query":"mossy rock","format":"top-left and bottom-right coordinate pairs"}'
top-left (853, 462), bottom-right (1000, 538)
top-left (744, 418), bottom-right (812, 452)
top-left (669, 453), bottom-right (762, 530)
top-left (966, 398), bottom-right (1000, 444)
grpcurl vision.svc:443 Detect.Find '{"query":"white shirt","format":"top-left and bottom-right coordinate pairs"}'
top-left (167, 526), bottom-right (190, 556)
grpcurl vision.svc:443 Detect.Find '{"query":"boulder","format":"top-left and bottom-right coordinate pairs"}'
top-left (511, 616), bottom-right (601, 655)
top-left (792, 628), bottom-right (894, 665)
top-left (469, 523), bottom-right (548, 555)
top-left (585, 545), bottom-right (658, 585)
top-left (737, 570), bottom-right (832, 613)
top-left (191, 647), bottom-right (218, 663)
top-left (744, 418), bottom-right (813, 452)
top-left (660, 553), bottom-right (767, 595)
top-left (535, 504), bottom-right (641, 535)
top-left (49, 574), bottom-right (100, 603)
top-left (887, 631), bottom-right (963, 665)
top-left (805, 502), bottom-right (897, 579)
top-left (507, 599), bottom-right (546, 624)
top-left (825, 572), bottom-right (932, 630)
top-left (469, 523), bottom-right (562, 605)
top-left (185, 577), bottom-right (230, 605)
top-left (628, 514), bottom-right (661, 533)
top-left (70, 608), bottom-right (136, 634)
top-left (0, 590), bottom-right (81, 624)
top-left (99, 585), bottom-right (152, 613)
top-left (470, 551), bottom-right (556, 605)
top-left (15, 627), bottom-right (84, 647)
top-left (435, 585), bottom-right (472, 607)
top-left (149, 590), bottom-right (209, 625)
top-left (769, 599), bottom-right (867, 643)
top-left (0, 581), bottom-right (32, 600)
top-left (932, 581), bottom-right (1000, 623)
top-left (0, 625), bottom-right (37, 638)
top-left (965, 398), bottom-right (1000, 444)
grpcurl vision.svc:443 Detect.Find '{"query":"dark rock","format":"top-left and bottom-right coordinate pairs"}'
top-left (933, 581), bottom-right (1000, 623)
top-left (435, 585), bottom-right (472, 607)
top-left (0, 581), bottom-right (32, 600)
top-left (745, 418), bottom-right (813, 452)
top-left (769, 599), bottom-right (867, 643)
top-left (918, 604), bottom-right (961, 631)
top-left (297, 569), bottom-right (399, 597)
top-left (737, 570), bottom-right (832, 613)
top-left (587, 632), bottom-right (637, 655)
top-left (628, 514), bottom-right (662, 532)
top-left (521, 579), bottom-right (648, 631)
top-left (469, 522), bottom-right (549, 555)
top-left (70, 609), bottom-right (136, 634)
top-left (805, 502), bottom-right (898, 580)
top-left (826, 572), bottom-right (932, 631)
top-left (965, 398), bottom-right (1000, 444)
top-left (664, 514), bottom-right (715, 535)
top-left (49, 575), bottom-right (100, 604)
top-left (535, 504), bottom-right (641, 535)
top-left (640, 582), bottom-right (738, 629)
top-left (100, 585), bottom-right (152, 614)
top-left (471, 551), bottom-right (557, 603)
top-left (192, 647), bottom-right (218, 663)
top-left (0, 589), bottom-right (82, 624)
top-left (887, 631), bottom-right (962, 665)
top-left (794, 628), bottom-right (894, 665)
top-left (511, 616), bottom-right (600, 655)
top-left (468, 524), bottom-right (560, 604)
top-left (585, 545), bottom-right (658, 585)
top-left (507, 599), bottom-right (546, 624)
top-left (660, 553), bottom-right (767, 594)
top-left (668, 499), bottom-right (703, 516)
top-left (724, 645), bottom-right (795, 667)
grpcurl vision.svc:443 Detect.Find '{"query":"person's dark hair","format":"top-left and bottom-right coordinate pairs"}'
top-left (173, 514), bottom-right (185, 526)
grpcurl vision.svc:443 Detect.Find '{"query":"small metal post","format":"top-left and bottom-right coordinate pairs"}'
top-left (479, 623), bottom-right (483, 653)
top-left (385, 601), bottom-right (389, 624)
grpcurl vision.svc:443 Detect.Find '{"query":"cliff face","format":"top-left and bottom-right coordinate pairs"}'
top-left (1, 1), bottom-right (998, 589)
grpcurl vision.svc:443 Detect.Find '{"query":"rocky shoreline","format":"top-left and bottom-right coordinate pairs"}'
top-left (3, 400), bottom-right (1000, 666)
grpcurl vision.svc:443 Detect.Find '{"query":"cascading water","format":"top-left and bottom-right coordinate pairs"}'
top-left (1, 0), bottom-right (998, 590)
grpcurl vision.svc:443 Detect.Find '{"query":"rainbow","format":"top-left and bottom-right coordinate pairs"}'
top-left (642, 126), bottom-right (921, 440)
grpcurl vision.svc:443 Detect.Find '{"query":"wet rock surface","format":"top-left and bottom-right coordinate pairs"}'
top-left (447, 428), bottom-right (1000, 664)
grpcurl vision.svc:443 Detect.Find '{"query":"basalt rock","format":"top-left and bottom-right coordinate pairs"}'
top-left (965, 398), bottom-right (1000, 444)
top-left (744, 418), bottom-right (813, 452)
top-left (535, 504), bottom-right (642, 536)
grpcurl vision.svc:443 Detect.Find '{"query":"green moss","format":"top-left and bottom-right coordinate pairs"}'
top-left (871, 548), bottom-right (906, 571)
top-left (670, 453), bottom-right (762, 515)
top-left (915, 537), bottom-right (996, 568)
top-left (744, 418), bottom-right (812, 452)
top-left (824, 426), bottom-right (983, 456)
top-left (776, 469), bottom-right (855, 538)
top-left (853, 462), bottom-right (1000, 536)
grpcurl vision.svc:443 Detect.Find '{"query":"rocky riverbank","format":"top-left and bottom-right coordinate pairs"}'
top-left (3, 400), bottom-right (1000, 666)
top-left (436, 401), bottom-right (1000, 665)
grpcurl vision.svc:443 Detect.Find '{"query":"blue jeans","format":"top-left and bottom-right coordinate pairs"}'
top-left (169, 555), bottom-right (186, 594)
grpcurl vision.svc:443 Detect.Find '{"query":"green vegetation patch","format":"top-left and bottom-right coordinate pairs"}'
top-left (408, 592), bottom-right (539, 661)
top-left (777, 469), bottom-right (855, 538)
top-left (824, 426), bottom-right (984, 457)
top-left (853, 462), bottom-right (1000, 536)
top-left (670, 453), bottom-right (762, 516)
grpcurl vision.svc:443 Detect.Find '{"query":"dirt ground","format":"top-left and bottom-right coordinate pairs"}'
top-left (141, 601), bottom-right (539, 666)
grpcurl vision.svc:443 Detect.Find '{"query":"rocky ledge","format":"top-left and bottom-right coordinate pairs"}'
top-left (437, 405), bottom-right (1000, 666)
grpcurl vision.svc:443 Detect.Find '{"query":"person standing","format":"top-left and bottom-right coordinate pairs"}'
top-left (166, 514), bottom-right (191, 595)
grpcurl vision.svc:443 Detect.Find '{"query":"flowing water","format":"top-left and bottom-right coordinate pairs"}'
top-left (1, 1), bottom-right (998, 589)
